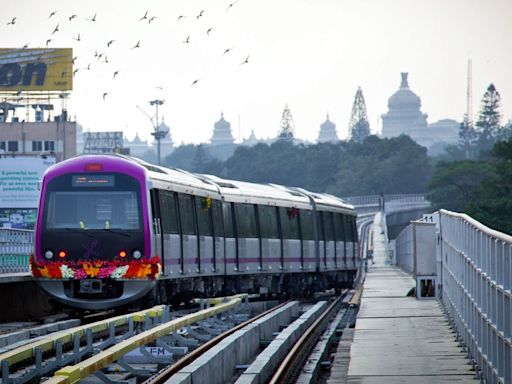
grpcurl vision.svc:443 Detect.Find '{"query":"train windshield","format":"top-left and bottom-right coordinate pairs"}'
top-left (43, 173), bottom-right (142, 231)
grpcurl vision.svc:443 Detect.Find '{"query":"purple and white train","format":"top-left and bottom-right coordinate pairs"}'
top-left (31, 154), bottom-right (359, 310)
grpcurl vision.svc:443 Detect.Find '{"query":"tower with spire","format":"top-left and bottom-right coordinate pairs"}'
top-left (317, 114), bottom-right (339, 143)
top-left (278, 104), bottom-right (295, 140)
top-left (348, 87), bottom-right (370, 142)
top-left (210, 113), bottom-right (235, 146)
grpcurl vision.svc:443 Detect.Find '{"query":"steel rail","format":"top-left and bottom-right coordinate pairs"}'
top-left (52, 295), bottom-right (246, 384)
top-left (268, 293), bottom-right (346, 384)
top-left (144, 300), bottom-right (291, 384)
top-left (0, 305), bottom-right (165, 368)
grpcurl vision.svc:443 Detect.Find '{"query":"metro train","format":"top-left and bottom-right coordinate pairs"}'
top-left (30, 154), bottom-right (359, 310)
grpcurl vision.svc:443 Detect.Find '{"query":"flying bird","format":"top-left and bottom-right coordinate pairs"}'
top-left (206, 27), bottom-right (213, 36)
top-left (103, 56), bottom-right (109, 63)
top-left (49, 11), bottom-right (57, 18)
top-left (156, 85), bottom-right (163, 90)
top-left (223, 47), bottom-right (233, 55)
top-left (72, 56), bottom-right (78, 64)
top-left (73, 69), bottom-right (79, 76)
top-left (177, 15), bottom-right (186, 21)
top-left (139, 11), bottom-right (148, 21)
top-left (240, 55), bottom-right (249, 65)
top-left (87, 14), bottom-right (96, 22)
top-left (7, 17), bottom-right (16, 25)
top-left (197, 10), bottom-right (204, 19)
top-left (148, 16), bottom-right (157, 23)
top-left (103, 92), bottom-right (108, 101)
top-left (86, 63), bottom-right (91, 70)
top-left (113, 70), bottom-right (119, 79)
top-left (69, 14), bottom-right (77, 21)
top-left (46, 39), bottom-right (52, 46)
top-left (22, 43), bottom-right (29, 49)
top-left (226, 0), bottom-right (239, 12)
top-left (61, 71), bottom-right (67, 78)
top-left (51, 24), bottom-right (59, 34)
top-left (107, 40), bottom-right (115, 47)
top-left (72, 33), bottom-right (80, 41)
top-left (131, 40), bottom-right (141, 49)
top-left (183, 36), bottom-right (190, 44)
top-left (190, 79), bottom-right (200, 86)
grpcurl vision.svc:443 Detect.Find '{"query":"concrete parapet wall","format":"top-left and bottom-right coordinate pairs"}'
top-left (236, 301), bottom-right (328, 384)
top-left (165, 301), bottom-right (299, 384)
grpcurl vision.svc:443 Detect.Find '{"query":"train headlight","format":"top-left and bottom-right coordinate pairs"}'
top-left (58, 250), bottom-right (67, 258)
top-left (118, 250), bottom-right (127, 258)
top-left (44, 250), bottom-right (54, 259)
top-left (132, 250), bottom-right (142, 259)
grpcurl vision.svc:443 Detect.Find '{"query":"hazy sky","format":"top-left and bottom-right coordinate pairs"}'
top-left (2, 0), bottom-right (511, 145)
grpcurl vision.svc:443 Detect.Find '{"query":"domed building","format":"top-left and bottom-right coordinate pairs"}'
top-left (152, 119), bottom-right (174, 159)
top-left (317, 114), bottom-right (339, 143)
top-left (382, 73), bottom-right (428, 138)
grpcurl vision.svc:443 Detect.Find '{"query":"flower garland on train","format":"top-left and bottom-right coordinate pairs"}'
top-left (29, 255), bottom-right (162, 280)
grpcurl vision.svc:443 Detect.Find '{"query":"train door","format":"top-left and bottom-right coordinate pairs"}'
top-left (334, 213), bottom-right (346, 269)
top-left (344, 215), bottom-right (354, 269)
top-left (279, 207), bottom-right (300, 271)
top-left (258, 205), bottom-right (280, 273)
top-left (234, 203), bottom-right (259, 273)
top-left (156, 190), bottom-right (181, 275)
top-left (150, 189), bottom-right (164, 272)
top-left (195, 196), bottom-right (214, 274)
top-left (322, 212), bottom-right (335, 270)
top-left (223, 202), bottom-right (237, 275)
top-left (317, 212), bottom-right (326, 271)
top-left (299, 209), bottom-right (315, 272)
top-left (177, 193), bottom-right (199, 275)
top-left (211, 200), bottom-right (225, 275)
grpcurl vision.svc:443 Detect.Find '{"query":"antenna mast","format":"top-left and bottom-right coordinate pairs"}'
top-left (466, 59), bottom-right (473, 125)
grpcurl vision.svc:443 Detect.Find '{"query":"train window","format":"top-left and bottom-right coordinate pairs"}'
top-left (159, 190), bottom-right (179, 234)
top-left (258, 205), bottom-right (279, 239)
top-left (212, 199), bottom-right (224, 238)
top-left (223, 202), bottom-right (234, 238)
top-left (351, 216), bottom-right (358, 242)
top-left (195, 196), bottom-right (212, 236)
top-left (279, 207), bottom-right (300, 240)
top-left (334, 214), bottom-right (345, 241)
top-left (322, 212), bottom-right (335, 241)
top-left (178, 194), bottom-right (196, 235)
top-left (299, 209), bottom-right (314, 240)
top-left (234, 203), bottom-right (258, 238)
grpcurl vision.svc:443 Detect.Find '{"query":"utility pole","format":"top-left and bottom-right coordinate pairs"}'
top-left (149, 99), bottom-right (165, 165)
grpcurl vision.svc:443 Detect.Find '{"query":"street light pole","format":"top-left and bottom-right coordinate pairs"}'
top-left (149, 99), bottom-right (165, 165)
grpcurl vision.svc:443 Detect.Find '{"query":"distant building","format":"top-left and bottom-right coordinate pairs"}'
top-left (124, 133), bottom-right (152, 158)
top-left (317, 114), bottom-right (339, 143)
top-left (210, 113), bottom-right (235, 146)
top-left (241, 130), bottom-right (260, 147)
top-left (382, 73), bottom-right (459, 151)
top-left (153, 119), bottom-right (174, 159)
top-left (382, 73), bottom-right (428, 139)
top-left (0, 113), bottom-right (76, 162)
top-left (209, 113), bottom-right (236, 160)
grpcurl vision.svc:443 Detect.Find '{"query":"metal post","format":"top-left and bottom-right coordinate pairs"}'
top-left (149, 99), bottom-right (165, 165)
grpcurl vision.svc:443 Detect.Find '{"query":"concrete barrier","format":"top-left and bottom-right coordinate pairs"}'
top-left (165, 301), bottom-right (299, 384)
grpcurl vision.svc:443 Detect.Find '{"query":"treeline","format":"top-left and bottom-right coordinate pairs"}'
top-left (163, 134), bottom-right (432, 197)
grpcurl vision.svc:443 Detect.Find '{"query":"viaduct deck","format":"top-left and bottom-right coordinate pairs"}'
top-left (328, 212), bottom-right (479, 383)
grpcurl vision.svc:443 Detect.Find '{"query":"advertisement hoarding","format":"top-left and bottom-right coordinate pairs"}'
top-left (0, 156), bottom-right (55, 228)
top-left (0, 48), bottom-right (73, 91)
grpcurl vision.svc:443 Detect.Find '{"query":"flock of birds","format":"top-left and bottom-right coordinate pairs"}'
top-left (3, 1), bottom-right (249, 102)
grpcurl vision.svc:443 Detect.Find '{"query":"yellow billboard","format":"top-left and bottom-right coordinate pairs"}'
top-left (0, 48), bottom-right (73, 91)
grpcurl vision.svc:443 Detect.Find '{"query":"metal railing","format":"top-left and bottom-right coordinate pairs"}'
top-left (438, 210), bottom-right (511, 383)
top-left (0, 228), bottom-right (33, 274)
top-left (343, 193), bottom-right (428, 207)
